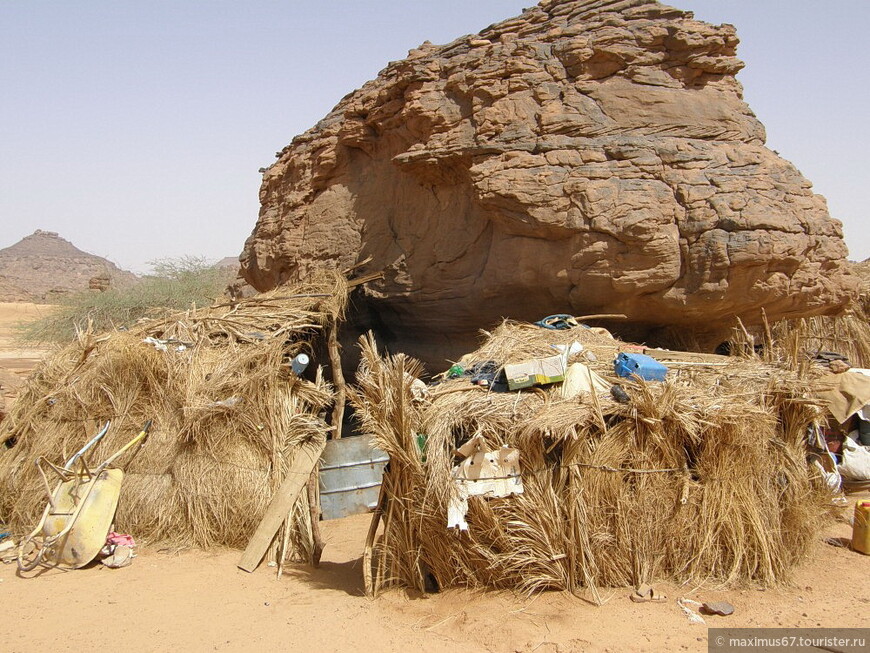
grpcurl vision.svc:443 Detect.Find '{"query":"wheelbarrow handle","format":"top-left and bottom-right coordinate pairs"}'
top-left (64, 420), bottom-right (111, 469)
top-left (98, 420), bottom-right (153, 470)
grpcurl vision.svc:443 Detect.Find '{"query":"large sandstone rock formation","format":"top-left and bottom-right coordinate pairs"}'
top-left (0, 230), bottom-right (137, 302)
top-left (241, 0), bottom-right (857, 363)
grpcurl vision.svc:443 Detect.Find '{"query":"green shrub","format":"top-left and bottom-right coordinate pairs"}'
top-left (18, 256), bottom-right (237, 343)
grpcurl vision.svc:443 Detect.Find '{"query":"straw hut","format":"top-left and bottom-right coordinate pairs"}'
top-left (0, 271), bottom-right (350, 560)
top-left (757, 261), bottom-right (870, 369)
top-left (353, 321), bottom-right (833, 599)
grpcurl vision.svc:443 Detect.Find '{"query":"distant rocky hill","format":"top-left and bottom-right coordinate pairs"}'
top-left (214, 256), bottom-right (240, 271)
top-left (213, 256), bottom-right (259, 299)
top-left (0, 230), bottom-right (137, 302)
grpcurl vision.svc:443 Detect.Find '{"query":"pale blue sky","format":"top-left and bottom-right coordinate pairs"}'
top-left (1, 1), bottom-right (867, 272)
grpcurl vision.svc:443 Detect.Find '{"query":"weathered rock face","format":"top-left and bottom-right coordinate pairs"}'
top-left (0, 230), bottom-right (137, 302)
top-left (241, 0), bottom-right (857, 364)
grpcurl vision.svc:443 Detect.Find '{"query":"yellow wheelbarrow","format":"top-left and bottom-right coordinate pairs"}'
top-left (17, 420), bottom-right (152, 572)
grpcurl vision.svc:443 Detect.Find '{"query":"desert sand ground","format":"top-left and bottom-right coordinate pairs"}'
top-left (1, 510), bottom-right (868, 653)
top-left (0, 302), bottom-right (52, 412)
top-left (1, 303), bottom-right (868, 652)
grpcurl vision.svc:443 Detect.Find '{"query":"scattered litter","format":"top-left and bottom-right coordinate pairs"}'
top-left (614, 352), bottom-right (667, 382)
top-left (811, 458), bottom-right (842, 492)
top-left (630, 584), bottom-right (666, 603)
top-left (535, 314), bottom-right (579, 330)
top-left (448, 434), bottom-right (523, 531)
top-left (560, 362), bottom-right (610, 399)
top-left (100, 532), bottom-right (136, 569)
top-left (142, 336), bottom-right (188, 352)
top-left (838, 437), bottom-right (870, 481)
top-left (291, 353), bottom-right (310, 375)
top-left (143, 336), bottom-right (169, 351)
top-left (677, 598), bottom-right (706, 625)
top-left (853, 500), bottom-right (870, 555)
top-left (468, 361), bottom-right (502, 388)
top-left (815, 351), bottom-right (851, 367)
top-left (551, 341), bottom-right (584, 359)
top-left (405, 373), bottom-right (430, 402)
top-left (0, 539), bottom-right (16, 564)
top-left (610, 384), bottom-right (631, 404)
top-left (106, 531), bottom-right (135, 547)
top-left (504, 355), bottom-right (566, 391)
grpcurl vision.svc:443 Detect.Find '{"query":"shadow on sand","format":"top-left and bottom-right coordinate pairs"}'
top-left (281, 556), bottom-right (366, 597)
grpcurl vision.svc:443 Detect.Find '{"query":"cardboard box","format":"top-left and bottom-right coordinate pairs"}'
top-left (504, 355), bottom-right (566, 391)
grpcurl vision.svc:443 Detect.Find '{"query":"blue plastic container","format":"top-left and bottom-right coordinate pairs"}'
top-left (614, 352), bottom-right (667, 381)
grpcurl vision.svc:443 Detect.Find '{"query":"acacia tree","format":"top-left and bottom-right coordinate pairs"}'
top-left (18, 256), bottom-right (237, 343)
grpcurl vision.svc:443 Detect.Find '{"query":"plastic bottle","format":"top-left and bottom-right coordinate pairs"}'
top-left (291, 353), bottom-right (310, 375)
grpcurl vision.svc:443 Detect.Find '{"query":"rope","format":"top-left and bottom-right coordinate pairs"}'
top-left (454, 462), bottom-right (683, 482)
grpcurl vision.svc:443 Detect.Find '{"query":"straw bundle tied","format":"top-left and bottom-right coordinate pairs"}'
top-left (0, 271), bottom-right (348, 552)
top-left (353, 321), bottom-right (832, 598)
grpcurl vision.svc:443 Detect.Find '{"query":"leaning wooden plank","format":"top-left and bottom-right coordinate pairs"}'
top-left (643, 348), bottom-right (731, 363)
top-left (237, 437), bottom-right (326, 573)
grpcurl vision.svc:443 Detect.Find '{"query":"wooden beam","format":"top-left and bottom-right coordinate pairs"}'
top-left (307, 466), bottom-right (324, 567)
top-left (327, 320), bottom-right (346, 440)
top-left (237, 437), bottom-right (326, 573)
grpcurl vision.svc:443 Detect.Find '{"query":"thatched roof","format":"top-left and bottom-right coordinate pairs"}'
top-left (353, 321), bottom-right (831, 597)
top-left (0, 271), bottom-right (348, 552)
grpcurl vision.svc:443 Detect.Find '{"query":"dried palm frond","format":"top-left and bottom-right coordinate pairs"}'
top-left (354, 323), bottom-right (831, 597)
top-left (0, 271), bottom-right (346, 553)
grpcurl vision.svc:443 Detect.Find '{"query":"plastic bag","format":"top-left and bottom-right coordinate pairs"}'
top-left (838, 437), bottom-right (870, 481)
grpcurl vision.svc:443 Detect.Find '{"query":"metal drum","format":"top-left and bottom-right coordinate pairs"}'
top-left (318, 436), bottom-right (388, 520)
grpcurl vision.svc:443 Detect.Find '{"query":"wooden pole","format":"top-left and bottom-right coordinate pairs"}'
top-left (364, 483), bottom-right (387, 598)
top-left (327, 320), bottom-right (346, 440)
top-left (307, 466), bottom-right (324, 567)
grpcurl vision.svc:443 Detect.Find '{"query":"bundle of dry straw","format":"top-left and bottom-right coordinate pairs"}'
top-left (769, 311), bottom-right (870, 370)
top-left (353, 321), bottom-right (832, 598)
top-left (740, 265), bottom-right (870, 370)
top-left (0, 271), bottom-right (348, 553)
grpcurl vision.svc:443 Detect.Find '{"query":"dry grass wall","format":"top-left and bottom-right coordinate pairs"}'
top-left (353, 323), bottom-right (831, 598)
top-left (0, 273), bottom-right (347, 552)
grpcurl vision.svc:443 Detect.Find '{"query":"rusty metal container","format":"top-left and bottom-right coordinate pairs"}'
top-left (318, 436), bottom-right (388, 520)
